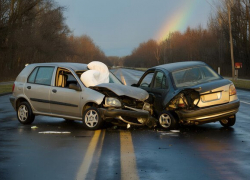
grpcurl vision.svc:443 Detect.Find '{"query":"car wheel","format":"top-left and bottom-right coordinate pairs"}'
top-left (220, 115), bottom-right (236, 127)
top-left (82, 107), bottom-right (103, 130)
top-left (158, 111), bottom-right (178, 130)
top-left (17, 101), bottom-right (35, 124)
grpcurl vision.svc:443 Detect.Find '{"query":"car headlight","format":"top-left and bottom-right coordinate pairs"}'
top-left (105, 97), bottom-right (121, 107)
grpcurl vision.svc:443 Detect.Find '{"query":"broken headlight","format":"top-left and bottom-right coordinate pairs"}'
top-left (105, 97), bottom-right (121, 107)
top-left (143, 102), bottom-right (151, 111)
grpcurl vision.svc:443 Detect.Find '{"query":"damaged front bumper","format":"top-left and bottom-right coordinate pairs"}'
top-left (98, 108), bottom-right (157, 128)
top-left (176, 99), bottom-right (240, 125)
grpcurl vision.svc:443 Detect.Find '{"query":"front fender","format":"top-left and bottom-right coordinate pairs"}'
top-left (81, 88), bottom-right (105, 106)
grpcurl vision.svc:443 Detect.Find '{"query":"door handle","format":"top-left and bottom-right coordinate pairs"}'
top-left (27, 86), bottom-right (31, 89)
top-left (52, 89), bottom-right (57, 93)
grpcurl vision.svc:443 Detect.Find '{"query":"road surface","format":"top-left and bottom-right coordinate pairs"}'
top-left (0, 68), bottom-right (250, 180)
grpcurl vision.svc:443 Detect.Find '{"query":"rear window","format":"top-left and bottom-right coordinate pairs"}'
top-left (172, 65), bottom-right (221, 88)
top-left (27, 66), bottom-right (55, 86)
top-left (28, 67), bottom-right (39, 83)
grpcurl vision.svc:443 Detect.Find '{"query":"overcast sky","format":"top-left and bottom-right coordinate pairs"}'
top-left (56, 0), bottom-right (213, 57)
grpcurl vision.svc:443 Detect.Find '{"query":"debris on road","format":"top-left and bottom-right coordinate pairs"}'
top-left (31, 126), bottom-right (38, 129)
top-left (170, 130), bottom-right (180, 133)
top-left (38, 131), bottom-right (71, 134)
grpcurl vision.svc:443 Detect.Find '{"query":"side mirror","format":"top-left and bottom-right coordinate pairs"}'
top-left (131, 84), bottom-right (138, 87)
top-left (69, 84), bottom-right (81, 91)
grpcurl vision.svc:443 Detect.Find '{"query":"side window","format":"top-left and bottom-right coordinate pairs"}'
top-left (139, 72), bottom-right (154, 87)
top-left (35, 67), bottom-right (55, 85)
top-left (28, 67), bottom-right (39, 83)
top-left (153, 71), bottom-right (168, 89)
top-left (55, 68), bottom-right (79, 88)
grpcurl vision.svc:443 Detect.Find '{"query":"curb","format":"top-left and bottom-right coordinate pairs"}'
top-left (0, 92), bottom-right (11, 97)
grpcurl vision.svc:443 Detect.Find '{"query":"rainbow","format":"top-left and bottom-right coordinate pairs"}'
top-left (155, 0), bottom-right (199, 42)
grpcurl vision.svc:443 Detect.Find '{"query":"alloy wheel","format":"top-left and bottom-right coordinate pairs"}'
top-left (159, 113), bottom-right (171, 128)
top-left (85, 110), bottom-right (98, 128)
top-left (18, 105), bottom-right (28, 122)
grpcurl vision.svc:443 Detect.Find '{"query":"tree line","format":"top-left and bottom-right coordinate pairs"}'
top-left (0, 0), bottom-right (110, 81)
top-left (123, 0), bottom-right (250, 78)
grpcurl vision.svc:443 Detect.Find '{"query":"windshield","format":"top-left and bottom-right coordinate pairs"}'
top-left (172, 65), bottom-right (221, 88)
top-left (109, 72), bottom-right (122, 84)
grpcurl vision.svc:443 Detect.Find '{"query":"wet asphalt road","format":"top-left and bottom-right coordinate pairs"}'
top-left (1, 68), bottom-right (250, 180)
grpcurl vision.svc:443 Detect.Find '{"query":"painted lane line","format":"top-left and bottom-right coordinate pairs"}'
top-left (120, 131), bottom-right (139, 180)
top-left (86, 130), bottom-right (106, 180)
top-left (120, 71), bottom-right (127, 85)
top-left (76, 130), bottom-right (102, 180)
top-left (240, 101), bottom-right (250, 105)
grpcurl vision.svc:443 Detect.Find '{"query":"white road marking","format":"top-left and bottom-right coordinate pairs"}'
top-left (241, 101), bottom-right (250, 105)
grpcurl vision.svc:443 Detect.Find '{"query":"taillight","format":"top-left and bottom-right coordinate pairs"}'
top-left (178, 98), bottom-right (186, 108)
top-left (12, 83), bottom-right (15, 92)
top-left (229, 84), bottom-right (236, 96)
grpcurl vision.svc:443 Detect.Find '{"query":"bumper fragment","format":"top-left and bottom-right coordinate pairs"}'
top-left (98, 108), bottom-right (157, 127)
top-left (98, 108), bottom-right (149, 119)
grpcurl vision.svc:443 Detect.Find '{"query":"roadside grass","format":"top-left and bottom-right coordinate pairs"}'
top-left (134, 68), bottom-right (148, 71)
top-left (231, 79), bottom-right (250, 90)
top-left (0, 84), bottom-right (12, 94)
top-left (123, 67), bottom-right (148, 71)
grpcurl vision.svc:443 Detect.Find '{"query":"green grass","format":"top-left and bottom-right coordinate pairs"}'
top-left (0, 84), bottom-right (12, 94)
top-left (231, 79), bottom-right (250, 90)
top-left (134, 68), bottom-right (147, 71)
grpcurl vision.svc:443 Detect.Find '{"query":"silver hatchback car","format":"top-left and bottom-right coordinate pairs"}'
top-left (9, 63), bottom-right (156, 130)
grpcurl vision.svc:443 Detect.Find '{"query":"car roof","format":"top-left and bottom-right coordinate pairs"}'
top-left (29, 62), bottom-right (88, 71)
top-left (154, 61), bottom-right (207, 72)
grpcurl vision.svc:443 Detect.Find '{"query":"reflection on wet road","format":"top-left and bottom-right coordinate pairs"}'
top-left (0, 68), bottom-right (250, 180)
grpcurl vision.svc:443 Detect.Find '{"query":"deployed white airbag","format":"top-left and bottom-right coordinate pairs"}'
top-left (80, 61), bottom-right (109, 87)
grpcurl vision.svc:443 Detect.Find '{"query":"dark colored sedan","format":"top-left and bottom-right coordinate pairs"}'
top-left (133, 61), bottom-right (240, 130)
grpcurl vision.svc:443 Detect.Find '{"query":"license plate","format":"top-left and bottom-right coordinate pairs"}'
top-left (201, 92), bottom-right (221, 102)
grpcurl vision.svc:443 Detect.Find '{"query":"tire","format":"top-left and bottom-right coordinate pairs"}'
top-left (158, 111), bottom-right (178, 130)
top-left (82, 107), bottom-right (103, 130)
top-left (220, 115), bottom-right (236, 127)
top-left (17, 101), bottom-right (35, 124)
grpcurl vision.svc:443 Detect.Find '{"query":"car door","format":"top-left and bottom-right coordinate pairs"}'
top-left (50, 67), bottom-right (82, 117)
top-left (137, 70), bottom-right (155, 92)
top-left (149, 71), bottom-right (169, 113)
top-left (24, 66), bottom-right (55, 113)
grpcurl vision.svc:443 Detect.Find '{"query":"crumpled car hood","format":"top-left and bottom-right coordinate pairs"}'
top-left (89, 83), bottom-right (149, 101)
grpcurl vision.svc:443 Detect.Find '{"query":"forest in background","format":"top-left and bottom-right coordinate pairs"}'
top-left (1, 0), bottom-right (250, 81)
top-left (123, 0), bottom-right (250, 78)
top-left (0, 0), bottom-right (110, 81)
